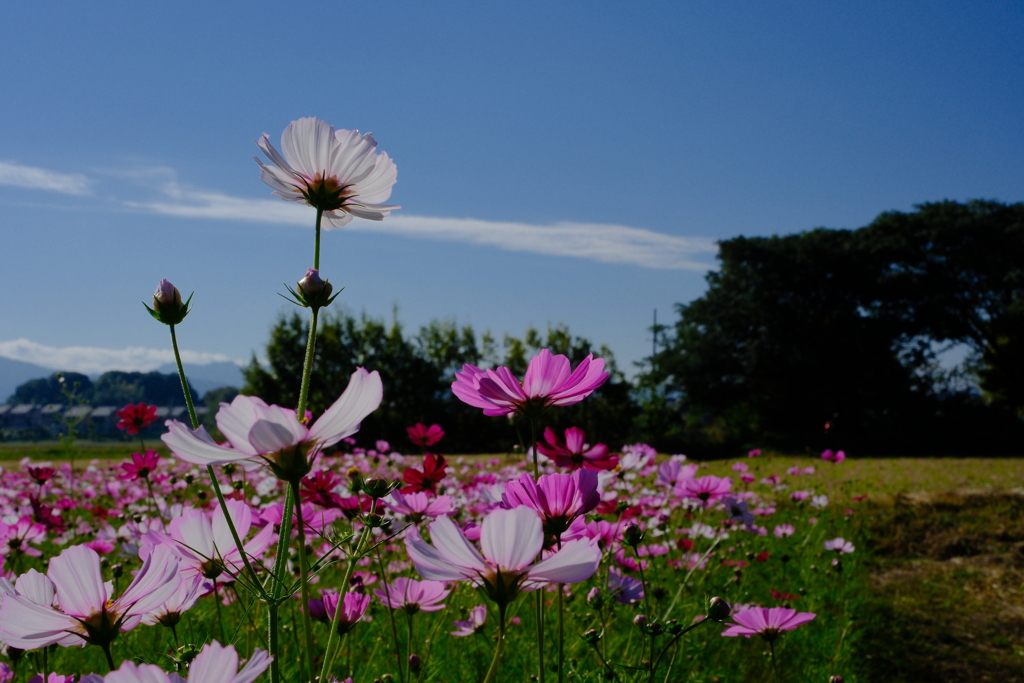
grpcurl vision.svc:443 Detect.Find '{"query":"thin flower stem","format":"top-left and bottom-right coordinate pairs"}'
top-left (100, 643), bottom-right (115, 672)
top-left (557, 585), bottom-right (565, 683)
top-left (267, 603), bottom-right (280, 683)
top-left (296, 307), bottom-right (319, 423)
top-left (406, 611), bottom-right (414, 683)
top-left (213, 582), bottom-right (227, 643)
top-left (169, 324), bottom-right (198, 429)
top-left (314, 207), bottom-right (323, 270)
top-left (769, 639), bottom-right (779, 682)
top-left (376, 549), bottom-right (405, 682)
top-left (291, 482), bottom-right (317, 679)
top-left (481, 604), bottom-right (507, 683)
top-left (648, 618), bottom-right (707, 681)
top-left (319, 500), bottom-right (378, 682)
top-left (267, 483), bottom-right (295, 683)
top-left (536, 592), bottom-right (545, 683)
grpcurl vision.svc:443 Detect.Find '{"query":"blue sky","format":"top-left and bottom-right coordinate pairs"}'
top-left (1, 1), bottom-right (1021, 378)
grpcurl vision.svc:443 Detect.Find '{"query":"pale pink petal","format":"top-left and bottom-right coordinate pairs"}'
top-left (105, 661), bottom-right (173, 683)
top-left (212, 500), bottom-right (252, 555)
top-left (15, 568), bottom-right (55, 606)
top-left (281, 117), bottom-right (339, 179)
top-left (162, 421), bottom-right (247, 466)
top-left (526, 538), bottom-right (601, 585)
top-left (115, 544), bottom-right (180, 619)
top-left (0, 594), bottom-right (78, 649)
top-left (481, 507), bottom-right (543, 571)
top-left (523, 349), bottom-right (572, 398)
top-left (230, 648), bottom-right (272, 683)
top-left (188, 641), bottom-right (239, 683)
top-left (215, 396), bottom-right (270, 456)
top-left (49, 545), bottom-right (106, 617)
top-left (308, 368), bottom-right (383, 448)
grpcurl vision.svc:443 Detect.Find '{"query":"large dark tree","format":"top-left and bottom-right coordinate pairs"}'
top-left (649, 200), bottom-right (1024, 455)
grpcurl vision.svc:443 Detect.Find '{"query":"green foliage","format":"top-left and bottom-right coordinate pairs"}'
top-left (645, 200), bottom-right (1024, 454)
top-left (8, 372), bottom-right (92, 404)
top-left (242, 310), bottom-right (638, 453)
top-left (8, 370), bottom-right (200, 407)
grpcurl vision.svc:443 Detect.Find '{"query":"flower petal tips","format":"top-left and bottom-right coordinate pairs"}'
top-left (255, 117), bottom-right (399, 229)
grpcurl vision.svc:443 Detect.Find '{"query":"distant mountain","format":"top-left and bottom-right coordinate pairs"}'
top-left (155, 361), bottom-right (245, 396)
top-left (0, 356), bottom-right (60, 403)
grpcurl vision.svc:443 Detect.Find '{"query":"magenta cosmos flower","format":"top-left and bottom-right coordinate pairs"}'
top-left (162, 368), bottom-right (382, 482)
top-left (118, 450), bottom-right (160, 481)
top-left (374, 577), bottom-right (450, 614)
top-left (103, 640), bottom-right (270, 683)
top-left (0, 545), bottom-right (179, 654)
top-left (309, 591), bottom-right (371, 635)
top-left (821, 449), bottom-right (846, 463)
top-left (824, 537), bottom-right (855, 554)
top-left (254, 117), bottom-right (399, 228)
top-left (451, 349), bottom-right (608, 418)
top-left (451, 604), bottom-right (487, 636)
top-left (677, 475), bottom-right (733, 507)
top-left (116, 403), bottom-right (159, 435)
top-left (501, 469), bottom-right (600, 548)
top-left (537, 427), bottom-right (618, 471)
top-left (406, 506), bottom-right (601, 607)
top-left (407, 423), bottom-right (444, 447)
top-left (383, 490), bottom-right (453, 523)
top-left (721, 606), bottom-right (816, 641)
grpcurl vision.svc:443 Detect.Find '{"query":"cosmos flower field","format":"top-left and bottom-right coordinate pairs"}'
top-left (0, 117), bottom-right (868, 682)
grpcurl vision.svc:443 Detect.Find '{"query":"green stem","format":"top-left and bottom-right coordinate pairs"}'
top-left (291, 482), bottom-right (317, 679)
top-left (536, 591), bottom-right (545, 683)
top-left (406, 611), bottom-right (414, 683)
top-left (267, 483), bottom-right (295, 683)
top-left (296, 307), bottom-right (319, 423)
top-left (314, 207), bottom-right (323, 270)
top-left (319, 500), bottom-right (377, 682)
top-left (481, 604), bottom-right (507, 683)
top-left (267, 603), bottom-right (280, 683)
top-left (376, 549), bottom-right (405, 682)
top-left (169, 324), bottom-right (198, 429)
top-left (557, 585), bottom-right (565, 683)
top-left (213, 582), bottom-right (227, 643)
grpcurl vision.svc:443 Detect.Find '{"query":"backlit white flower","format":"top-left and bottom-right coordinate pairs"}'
top-left (254, 117), bottom-right (399, 228)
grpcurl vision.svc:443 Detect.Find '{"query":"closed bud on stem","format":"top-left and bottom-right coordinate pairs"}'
top-left (146, 279), bottom-right (192, 325)
top-left (586, 587), bottom-right (603, 609)
top-left (665, 619), bottom-right (682, 635)
top-left (622, 523), bottom-right (644, 548)
top-left (288, 268), bottom-right (339, 310)
top-left (632, 614), bottom-right (648, 629)
top-left (707, 597), bottom-right (731, 621)
top-left (363, 475), bottom-right (399, 499)
top-left (581, 629), bottom-right (602, 645)
top-left (408, 654), bottom-right (422, 673)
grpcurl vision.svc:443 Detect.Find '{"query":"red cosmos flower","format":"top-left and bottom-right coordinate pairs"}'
top-left (118, 450), bottom-right (160, 481)
top-left (770, 589), bottom-right (800, 601)
top-left (536, 427), bottom-right (618, 471)
top-left (402, 453), bottom-right (447, 495)
top-left (26, 466), bottom-right (56, 486)
top-left (300, 470), bottom-right (348, 509)
top-left (407, 423), bottom-right (444, 448)
top-left (116, 402), bottom-right (159, 435)
top-left (29, 497), bottom-right (66, 533)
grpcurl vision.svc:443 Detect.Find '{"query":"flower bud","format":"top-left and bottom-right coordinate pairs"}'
top-left (363, 475), bottom-right (399, 499)
top-left (829, 677), bottom-right (845, 683)
top-left (408, 654), bottom-right (422, 674)
top-left (622, 523), bottom-right (644, 548)
top-left (586, 587), bottom-right (602, 609)
top-left (632, 614), bottom-right (647, 629)
top-left (665, 619), bottom-right (682, 635)
top-left (145, 279), bottom-right (192, 325)
top-left (707, 596), bottom-right (731, 621)
top-left (581, 629), bottom-right (602, 645)
top-left (290, 268), bottom-right (338, 309)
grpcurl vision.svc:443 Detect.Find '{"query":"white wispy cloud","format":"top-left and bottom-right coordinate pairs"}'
top-left (122, 172), bottom-right (718, 271)
top-left (0, 160), bottom-right (92, 196)
top-left (0, 338), bottom-right (242, 375)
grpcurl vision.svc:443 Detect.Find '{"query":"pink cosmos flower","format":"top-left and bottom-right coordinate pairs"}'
top-left (0, 544), bottom-right (179, 652)
top-left (162, 368), bottom-right (382, 481)
top-left (0, 516), bottom-right (47, 557)
top-left (451, 349), bottom-right (608, 417)
top-left (309, 592), bottom-right (370, 635)
top-left (721, 606), bottom-right (816, 641)
top-left (451, 604), bottom-right (487, 636)
top-left (118, 450), bottom-right (160, 481)
top-left (677, 475), bottom-right (732, 507)
top-left (116, 403), bottom-right (159, 435)
top-left (407, 423), bottom-right (444, 448)
top-left (607, 569), bottom-right (643, 605)
top-left (141, 574), bottom-right (210, 629)
top-left (254, 117), bottom-right (399, 228)
top-left (27, 466), bottom-right (56, 485)
top-left (536, 427), bottom-right (618, 471)
top-left (773, 524), bottom-right (796, 538)
top-left (103, 640), bottom-right (270, 683)
top-left (821, 449), bottom-right (846, 463)
top-left (383, 490), bottom-right (453, 523)
top-left (501, 469), bottom-right (600, 548)
top-left (656, 459), bottom-right (698, 488)
top-left (405, 506), bottom-right (601, 607)
top-left (747, 449), bottom-right (762, 457)
top-left (824, 537), bottom-right (856, 555)
top-left (142, 499), bottom-right (273, 586)
top-left (374, 577), bottom-right (450, 613)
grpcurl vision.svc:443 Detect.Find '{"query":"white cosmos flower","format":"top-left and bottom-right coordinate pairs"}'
top-left (161, 368), bottom-right (383, 481)
top-left (254, 117), bottom-right (399, 229)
